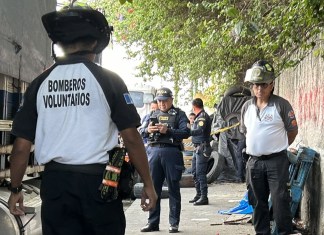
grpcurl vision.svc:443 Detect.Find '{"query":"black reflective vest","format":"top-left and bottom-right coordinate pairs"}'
top-left (148, 108), bottom-right (180, 146)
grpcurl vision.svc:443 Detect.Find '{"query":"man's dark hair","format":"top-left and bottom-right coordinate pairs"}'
top-left (192, 98), bottom-right (204, 109)
top-left (189, 112), bottom-right (196, 117)
top-left (151, 100), bottom-right (158, 104)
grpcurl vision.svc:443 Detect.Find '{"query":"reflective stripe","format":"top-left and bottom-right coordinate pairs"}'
top-left (102, 179), bottom-right (118, 187)
top-left (106, 165), bottom-right (121, 174)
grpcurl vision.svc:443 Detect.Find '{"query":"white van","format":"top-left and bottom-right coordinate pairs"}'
top-left (128, 84), bottom-right (156, 119)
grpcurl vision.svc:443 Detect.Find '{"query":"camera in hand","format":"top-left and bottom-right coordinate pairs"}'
top-left (150, 117), bottom-right (159, 126)
top-left (148, 116), bottom-right (160, 141)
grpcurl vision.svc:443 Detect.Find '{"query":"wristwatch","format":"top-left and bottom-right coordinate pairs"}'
top-left (8, 184), bottom-right (23, 194)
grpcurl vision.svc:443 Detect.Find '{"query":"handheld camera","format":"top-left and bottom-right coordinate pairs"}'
top-left (150, 117), bottom-right (159, 126)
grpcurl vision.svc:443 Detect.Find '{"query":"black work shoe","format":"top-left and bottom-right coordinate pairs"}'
top-left (193, 197), bottom-right (209, 205)
top-left (169, 224), bottom-right (179, 233)
top-left (189, 195), bottom-right (200, 203)
top-left (140, 223), bottom-right (159, 232)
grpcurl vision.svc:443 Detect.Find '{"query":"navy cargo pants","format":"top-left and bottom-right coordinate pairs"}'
top-left (146, 145), bottom-right (184, 226)
top-left (192, 150), bottom-right (209, 197)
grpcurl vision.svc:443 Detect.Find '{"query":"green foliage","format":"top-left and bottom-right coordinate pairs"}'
top-left (93, 0), bottom-right (324, 107)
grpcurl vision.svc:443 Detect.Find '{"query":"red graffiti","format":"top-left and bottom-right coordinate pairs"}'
top-left (295, 86), bottom-right (324, 127)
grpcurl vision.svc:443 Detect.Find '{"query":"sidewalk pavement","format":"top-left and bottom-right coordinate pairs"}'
top-left (124, 182), bottom-right (255, 235)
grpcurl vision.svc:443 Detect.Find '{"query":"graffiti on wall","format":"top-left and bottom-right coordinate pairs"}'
top-left (297, 86), bottom-right (324, 127)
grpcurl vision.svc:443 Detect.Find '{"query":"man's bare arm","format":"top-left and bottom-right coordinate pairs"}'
top-left (8, 137), bottom-right (32, 215)
top-left (10, 137), bottom-right (32, 187)
top-left (120, 128), bottom-right (157, 211)
top-left (287, 129), bottom-right (298, 145)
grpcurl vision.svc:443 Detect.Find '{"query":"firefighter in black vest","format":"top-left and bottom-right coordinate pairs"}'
top-left (140, 87), bottom-right (190, 233)
top-left (189, 98), bottom-right (212, 205)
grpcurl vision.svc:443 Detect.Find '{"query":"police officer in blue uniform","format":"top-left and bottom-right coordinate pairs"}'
top-left (139, 100), bottom-right (158, 148)
top-left (140, 87), bottom-right (190, 233)
top-left (189, 98), bottom-right (212, 205)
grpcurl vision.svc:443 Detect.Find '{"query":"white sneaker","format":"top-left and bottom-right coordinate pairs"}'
top-left (169, 225), bottom-right (179, 233)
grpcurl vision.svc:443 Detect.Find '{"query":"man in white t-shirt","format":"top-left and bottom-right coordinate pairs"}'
top-left (7, 4), bottom-right (157, 235)
top-left (240, 60), bottom-right (298, 235)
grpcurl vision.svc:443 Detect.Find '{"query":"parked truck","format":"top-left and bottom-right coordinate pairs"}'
top-left (0, 1), bottom-right (56, 234)
top-left (128, 84), bottom-right (157, 120)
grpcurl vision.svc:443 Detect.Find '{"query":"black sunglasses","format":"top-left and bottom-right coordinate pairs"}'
top-left (250, 82), bottom-right (273, 89)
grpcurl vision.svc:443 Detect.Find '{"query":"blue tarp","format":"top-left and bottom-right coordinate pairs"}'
top-left (218, 191), bottom-right (253, 215)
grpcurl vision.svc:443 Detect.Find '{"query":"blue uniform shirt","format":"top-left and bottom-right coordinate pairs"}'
top-left (191, 110), bottom-right (211, 144)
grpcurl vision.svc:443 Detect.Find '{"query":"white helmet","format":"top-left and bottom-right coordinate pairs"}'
top-left (244, 60), bottom-right (275, 84)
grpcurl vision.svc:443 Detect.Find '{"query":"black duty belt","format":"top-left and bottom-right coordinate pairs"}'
top-left (150, 143), bottom-right (178, 148)
top-left (250, 150), bottom-right (286, 160)
top-left (193, 141), bottom-right (209, 147)
top-left (45, 161), bottom-right (106, 175)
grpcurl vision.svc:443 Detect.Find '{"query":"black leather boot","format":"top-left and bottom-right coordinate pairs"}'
top-left (140, 223), bottom-right (159, 232)
top-left (189, 195), bottom-right (201, 203)
top-left (193, 196), bottom-right (209, 205)
top-left (190, 181), bottom-right (201, 203)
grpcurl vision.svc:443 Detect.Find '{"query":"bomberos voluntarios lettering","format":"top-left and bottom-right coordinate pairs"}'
top-left (43, 78), bottom-right (90, 108)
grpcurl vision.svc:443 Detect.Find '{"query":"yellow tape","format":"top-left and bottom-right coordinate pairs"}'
top-left (210, 122), bottom-right (240, 135)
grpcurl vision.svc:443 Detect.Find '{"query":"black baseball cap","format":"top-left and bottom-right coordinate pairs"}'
top-left (155, 87), bottom-right (173, 101)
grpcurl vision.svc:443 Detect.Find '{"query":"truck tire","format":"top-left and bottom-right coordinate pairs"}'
top-left (207, 151), bottom-right (225, 183)
top-left (224, 85), bottom-right (251, 97)
top-left (180, 174), bottom-right (194, 188)
top-left (133, 170), bottom-right (142, 184)
top-left (133, 183), bottom-right (169, 199)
